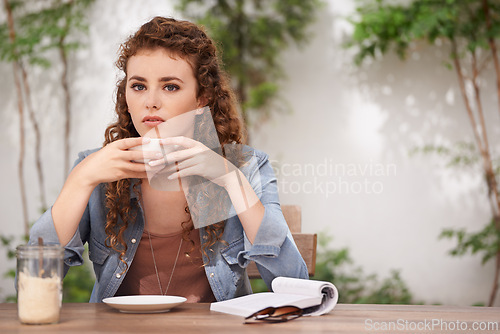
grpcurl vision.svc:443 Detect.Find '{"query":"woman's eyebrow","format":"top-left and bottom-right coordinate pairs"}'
top-left (128, 75), bottom-right (145, 82)
top-left (128, 75), bottom-right (184, 83)
top-left (160, 76), bottom-right (184, 83)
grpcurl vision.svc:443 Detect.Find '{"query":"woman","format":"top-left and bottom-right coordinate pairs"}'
top-left (29, 16), bottom-right (307, 303)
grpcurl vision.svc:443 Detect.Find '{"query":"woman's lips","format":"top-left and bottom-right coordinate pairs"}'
top-left (143, 116), bottom-right (165, 127)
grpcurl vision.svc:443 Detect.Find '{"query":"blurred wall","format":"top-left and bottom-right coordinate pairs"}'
top-left (0, 0), bottom-right (499, 306)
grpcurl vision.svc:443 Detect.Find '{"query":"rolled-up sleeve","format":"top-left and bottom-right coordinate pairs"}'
top-left (28, 150), bottom-right (95, 274)
top-left (29, 207), bottom-right (86, 271)
top-left (235, 150), bottom-right (308, 287)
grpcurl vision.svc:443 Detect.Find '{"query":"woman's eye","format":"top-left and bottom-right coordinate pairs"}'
top-left (165, 84), bottom-right (179, 92)
top-left (131, 83), bottom-right (146, 91)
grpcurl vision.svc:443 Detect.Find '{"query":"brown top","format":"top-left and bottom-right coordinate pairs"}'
top-left (115, 228), bottom-right (216, 303)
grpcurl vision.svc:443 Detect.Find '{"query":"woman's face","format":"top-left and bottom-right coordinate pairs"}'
top-left (125, 48), bottom-right (204, 137)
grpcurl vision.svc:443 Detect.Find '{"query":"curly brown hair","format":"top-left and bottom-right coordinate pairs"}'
top-left (102, 17), bottom-right (246, 270)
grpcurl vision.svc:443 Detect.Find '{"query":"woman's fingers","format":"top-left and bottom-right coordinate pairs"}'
top-left (148, 144), bottom-right (206, 167)
top-left (167, 164), bottom-right (200, 180)
top-left (126, 150), bottom-right (164, 163)
top-left (90, 137), bottom-right (167, 182)
top-left (126, 159), bottom-right (160, 172)
top-left (114, 137), bottom-right (151, 150)
top-left (148, 147), bottom-right (199, 166)
top-left (109, 137), bottom-right (166, 164)
top-left (156, 155), bottom-right (197, 175)
top-left (144, 136), bottom-right (236, 186)
top-left (160, 136), bottom-right (197, 148)
top-left (112, 159), bottom-right (164, 181)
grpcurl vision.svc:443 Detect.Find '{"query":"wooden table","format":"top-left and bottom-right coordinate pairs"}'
top-left (0, 303), bottom-right (499, 333)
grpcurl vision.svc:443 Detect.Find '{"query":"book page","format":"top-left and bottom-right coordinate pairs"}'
top-left (272, 277), bottom-right (329, 296)
top-left (210, 292), bottom-right (322, 317)
top-left (272, 277), bottom-right (339, 316)
top-left (210, 278), bottom-right (339, 317)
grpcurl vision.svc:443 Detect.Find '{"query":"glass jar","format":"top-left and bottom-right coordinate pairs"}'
top-left (16, 245), bottom-right (64, 325)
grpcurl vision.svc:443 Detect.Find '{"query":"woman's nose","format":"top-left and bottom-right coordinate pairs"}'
top-left (145, 90), bottom-right (161, 110)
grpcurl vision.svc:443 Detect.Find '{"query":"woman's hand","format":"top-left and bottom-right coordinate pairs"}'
top-left (52, 137), bottom-right (163, 246)
top-left (74, 137), bottom-right (163, 187)
top-left (147, 136), bottom-right (265, 243)
top-left (148, 136), bottom-right (238, 188)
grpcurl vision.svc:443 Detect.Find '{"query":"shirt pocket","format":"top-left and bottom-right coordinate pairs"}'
top-left (221, 236), bottom-right (245, 286)
top-left (88, 236), bottom-right (111, 278)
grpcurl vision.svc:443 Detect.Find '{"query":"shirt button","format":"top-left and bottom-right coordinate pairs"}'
top-left (116, 273), bottom-right (121, 279)
top-left (210, 273), bottom-right (214, 278)
top-left (131, 238), bottom-right (137, 244)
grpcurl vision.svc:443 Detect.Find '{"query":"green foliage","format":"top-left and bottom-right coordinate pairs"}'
top-left (347, 0), bottom-right (500, 306)
top-left (0, 0), bottom-right (94, 66)
top-left (62, 248), bottom-right (94, 303)
top-left (346, 0), bottom-right (500, 65)
top-left (410, 141), bottom-right (480, 168)
top-left (313, 233), bottom-right (414, 304)
top-left (0, 234), bottom-right (23, 302)
top-left (176, 0), bottom-right (323, 126)
top-left (410, 140), bottom-right (500, 271)
top-left (440, 218), bottom-right (500, 265)
top-left (250, 276), bottom-right (268, 293)
top-left (252, 232), bottom-right (415, 304)
top-left (0, 0), bottom-right (95, 303)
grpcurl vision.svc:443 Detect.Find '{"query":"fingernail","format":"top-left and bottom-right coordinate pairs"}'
top-left (149, 160), bottom-right (159, 167)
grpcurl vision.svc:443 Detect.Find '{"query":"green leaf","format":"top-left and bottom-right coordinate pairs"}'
top-left (4, 269), bottom-right (15, 279)
top-left (0, 235), bottom-right (13, 246)
top-left (440, 218), bottom-right (500, 265)
top-left (346, 0), bottom-right (500, 66)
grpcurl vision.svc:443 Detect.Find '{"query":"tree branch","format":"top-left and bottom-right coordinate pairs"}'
top-left (469, 23), bottom-right (500, 307)
top-left (20, 63), bottom-right (47, 210)
top-left (477, 53), bottom-right (492, 74)
top-left (482, 0), bottom-right (500, 120)
top-left (489, 245), bottom-right (500, 307)
top-left (451, 39), bottom-right (486, 159)
top-left (471, 49), bottom-right (500, 216)
top-left (59, 31), bottom-right (71, 179)
top-left (3, 0), bottom-right (30, 236)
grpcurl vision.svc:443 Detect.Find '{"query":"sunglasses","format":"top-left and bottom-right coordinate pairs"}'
top-left (244, 305), bottom-right (303, 324)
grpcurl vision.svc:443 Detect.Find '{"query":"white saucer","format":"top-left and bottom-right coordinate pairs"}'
top-left (103, 295), bottom-right (187, 313)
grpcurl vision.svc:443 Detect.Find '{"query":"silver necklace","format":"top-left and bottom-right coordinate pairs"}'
top-left (145, 223), bottom-right (183, 296)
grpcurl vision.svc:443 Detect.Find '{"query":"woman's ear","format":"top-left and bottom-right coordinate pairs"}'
top-left (197, 94), bottom-right (208, 108)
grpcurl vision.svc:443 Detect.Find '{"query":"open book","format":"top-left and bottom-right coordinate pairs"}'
top-left (210, 277), bottom-right (339, 317)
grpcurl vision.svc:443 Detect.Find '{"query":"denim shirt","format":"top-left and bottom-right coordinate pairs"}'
top-left (28, 147), bottom-right (308, 302)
